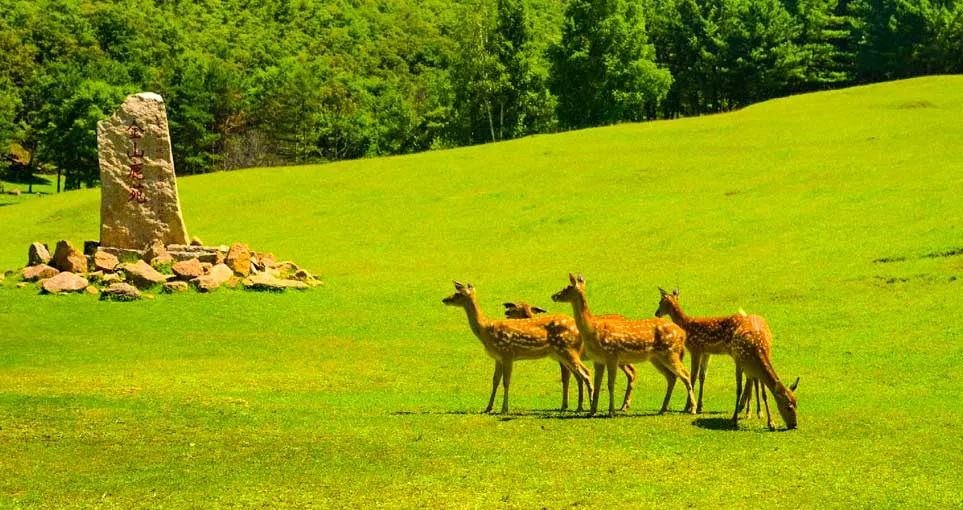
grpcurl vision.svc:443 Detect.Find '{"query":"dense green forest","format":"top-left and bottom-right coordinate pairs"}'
top-left (1, 0), bottom-right (961, 190)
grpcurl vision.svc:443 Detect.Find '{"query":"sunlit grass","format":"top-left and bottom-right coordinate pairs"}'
top-left (1, 76), bottom-right (962, 508)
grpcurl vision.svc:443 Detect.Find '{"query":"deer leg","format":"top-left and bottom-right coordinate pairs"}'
top-left (651, 360), bottom-right (676, 414)
top-left (761, 384), bottom-right (774, 430)
top-left (664, 353), bottom-right (696, 414)
top-left (557, 350), bottom-right (592, 413)
top-left (576, 371), bottom-right (586, 412)
top-left (738, 375), bottom-right (753, 416)
top-left (697, 355), bottom-right (709, 414)
top-left (731, 365), bottom-right (743, 428)
top-left (500, 357), bottom-right (514, 414)
top-left (484, 362), bottom-right (503, 413)
top-left (685, 351), bottom-right (700, 413)
top-left (619, 364), bottom-right (636, 411)
top-left (742, 376), bottom-right (756, 418)
top-left (606, 359), bottom-right (618, 417)
top-left (755, 379), bottom-right (763, 419)
top-left (560, 364), bottom-right (571, 412)
top-left (590, 362), bottom-right (605, 416)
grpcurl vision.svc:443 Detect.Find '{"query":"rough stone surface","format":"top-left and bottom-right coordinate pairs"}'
top-left (120, 259), bottom-right (168, 288)
top-left (192, 263), bottom-right (233, 292)
top-left (94, 251), bottom-right (120, 272)
top-left (150, 253), bottom-right (175, 268)
top-left (163, 281), bottom-right (189, 293)
top-left (52, 240), bottom-right (88, 273)
top-left (272, 261), bottom-right (300, 279)
top-left (28, 242), bottom-right (51, 266)
top-left (42, 272), bottom-right (89, 294)
top-left (100, 283), bottom-right (142, 301)
top-left (144, 239), bottom-right (168, 261)
top-left (256, 252), bottom-right (278, 269)
top-left (23, 264), bottom-right (59, 281)
top-left (244, 272), bottom-right (310, 291)
top-left (225, 243), bottom-right (252, 277)
top-left (97, 92), bottom-right (189, 249)
top-left (99, 272), bottom-right (124, 285)
top-left (172, 258), bottom-right (204, 280)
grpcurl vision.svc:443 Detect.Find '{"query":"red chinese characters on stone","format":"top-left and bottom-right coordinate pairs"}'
top-left (126, 121), bottom-right (147, 204)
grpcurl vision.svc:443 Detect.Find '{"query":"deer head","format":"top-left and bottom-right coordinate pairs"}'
top-left (442, 280), bottom-right (475, 307)
top-left (654, 287), bottom-right (680, 317)
top-left (503, 302), bottom-right (547, 319)
top-left (772, 380), bottom-right (798, 429)
top-left (551, 273), bottom-right (585, 303)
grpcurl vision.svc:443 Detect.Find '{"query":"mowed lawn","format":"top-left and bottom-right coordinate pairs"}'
top-left (1, 76), bottom-right (962, 508)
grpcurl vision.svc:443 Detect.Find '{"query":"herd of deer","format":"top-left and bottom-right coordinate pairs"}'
top-left (443, 273), bottom-right (799, 430)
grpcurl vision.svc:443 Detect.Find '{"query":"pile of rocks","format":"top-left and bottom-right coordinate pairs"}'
top-left (14, 239), bottom-right (322, 300)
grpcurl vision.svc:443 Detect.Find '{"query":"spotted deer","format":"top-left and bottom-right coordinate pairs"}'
top-left (688, 308), bottom-right (773, 420)
top-left (443, 282), bottom-right (593, 414)
top-left (503, 302), bottom-right (638, 411)
top-left (655, 288), bottom-right (798, 430)
top-left (551, 274), bottom-right (695, 417)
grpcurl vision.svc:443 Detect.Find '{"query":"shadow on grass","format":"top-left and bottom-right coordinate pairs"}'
top-left (393, 408), bottom-right (707, 420)
top-left (692, 417), bottom-right (738, 431)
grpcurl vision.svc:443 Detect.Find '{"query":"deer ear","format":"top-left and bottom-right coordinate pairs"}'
top-left (467, 283), bottom-right (474, 290)
top-left (659, 287), bottom-right (668, 297)
top-left (673, 288), bottom-right (680, 296)
top-left (789, 377), bottom-right (799, 392)
top-left (531, 306), bottom-right (547, 314)
top-left (453, 280), bottom-right (464, 290)
top-left (503, 303), bottom-right (517, 309)
top-left (577, 273), bottom-right (585, 284)
top-left (569, 273), bottom-right (577, 285)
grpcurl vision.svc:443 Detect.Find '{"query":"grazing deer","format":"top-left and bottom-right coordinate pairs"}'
top-left (442, 282), bottom-right (594, 414)
top-left (655, 288), bottom-right (798, 430)
top-left (551, 274), bottom-right (695, 417)
top-left (503, 302), bottom-right (638, 411)
top-left (691, 308), bottom-right (769, 419)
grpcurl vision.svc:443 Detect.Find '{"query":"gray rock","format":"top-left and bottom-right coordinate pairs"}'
top-left (243, 272), bottom-right (310, 292)
top-left (100, 283), bottom-right (142, 301)
top-left (41, 272), bottom-right (89, 294)
top-left (97, 92), bottom-right (189, 249)
top-left (163, 281), bottom-right (189, 293)
top-left (28, 242), bottom-right (51, 266)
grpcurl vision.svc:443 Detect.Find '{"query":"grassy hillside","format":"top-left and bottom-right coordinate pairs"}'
top-left (1, 76), bottom-right (962, 508)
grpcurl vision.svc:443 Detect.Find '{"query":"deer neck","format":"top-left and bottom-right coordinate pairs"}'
top-left (666, 301), bottom-right (695, 330)
top-left (462, 295), bottom-right (490, 337)
top-left (570, 289), bottom-right (596, 336)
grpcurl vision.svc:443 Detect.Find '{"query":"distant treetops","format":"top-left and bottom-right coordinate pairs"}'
top-left (2, 0), bottom-right (960, 188)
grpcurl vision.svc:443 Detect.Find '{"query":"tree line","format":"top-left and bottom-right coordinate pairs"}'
top-left (1, 0), bottom-right (961, 190)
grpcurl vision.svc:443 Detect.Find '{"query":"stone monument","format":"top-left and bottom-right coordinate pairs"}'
top-left (97, 92), bottom-right (189, 249)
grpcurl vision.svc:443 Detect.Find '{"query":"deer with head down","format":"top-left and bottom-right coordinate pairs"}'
top-left (443, 282), bottom-right (594, 414)
top-left (551, 274), bottom-right (695, 417)
top-left (654, 287), bottom-right (799, 430)
top-left (503, 302), bottom-right (638, 412)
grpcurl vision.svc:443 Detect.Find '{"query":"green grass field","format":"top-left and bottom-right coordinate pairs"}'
top-left (1, 76), bottom-right (962, 508)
